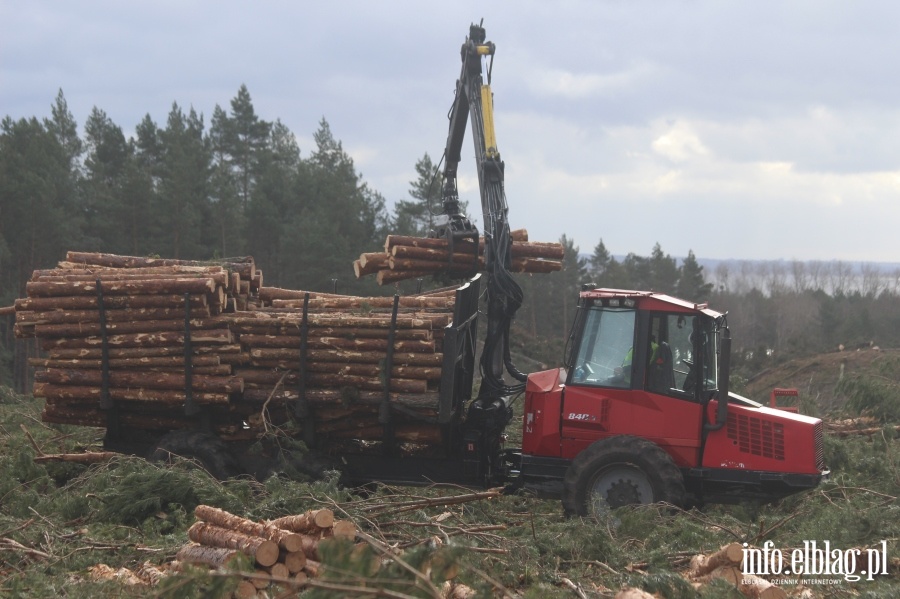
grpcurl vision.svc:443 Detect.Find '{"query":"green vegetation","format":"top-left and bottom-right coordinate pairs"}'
top-left (1, 379), bottom-right (898, 598)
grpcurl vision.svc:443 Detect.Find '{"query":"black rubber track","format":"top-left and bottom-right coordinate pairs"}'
top-left (148, 430), bottom-right (241, 480)
top-left (561, 435), bottom-right (685, 516)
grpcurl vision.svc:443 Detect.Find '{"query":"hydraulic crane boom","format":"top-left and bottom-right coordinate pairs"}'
top-left (434, 22), bottom-right (526, 402)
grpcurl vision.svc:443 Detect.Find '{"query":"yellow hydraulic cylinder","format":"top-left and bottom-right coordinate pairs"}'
top-left (480, 84), bottom-right (499, 160)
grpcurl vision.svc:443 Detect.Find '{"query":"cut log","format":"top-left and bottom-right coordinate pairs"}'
top-left (691, 542), bottom-right (744, 577)
top-left (219, 314), bottom-right (435, 330)
top-left (269, 296), bottom-right (455, 310)
top-left (227, 324), bottom-right (433, 341)
top-left (32, 317), bottom-right (226, 338)
top-left (331, 520), bottom-right (358, 540)
top-left (34, 382), bottom-right (231, 405)
top-left (376, 270), bottom-right (433, 285)
top-left (246, 348), bottom-right (442, 366)
top-left (29, 354), bottom-right (220, 369)
top-left (47, 344), bottom-right (241, 360)
top-left (41, 405), bottom-right (241, 435)
top-left (40, 328), bottom-right (233, 350)
top-left (269, 509), bottom-right (334, 533)
top-left (32, 450), bottom-right (118, 464)
top-left (234, 580), bottom-right (258, 598)
top-left (25, 277), bottom-right (218, 298)
top-left (187, 521), bottom-right (279, 567)
top-left (194, 505), bottom-right (305, 553)
top-left (34, 368), bottom-right (243, 394)
top-left (65, 251), bottom-right (254, 275)
top-left (175, 543), bottom-right (241, 568)
top-left (238, 334), bottom-right (435, 353)
top-left (282, 550), bottom-right (307, 574)
top-left (245, 356), bottom-right (441, 381)
top-left (17, 306), bottom-right (211, 326)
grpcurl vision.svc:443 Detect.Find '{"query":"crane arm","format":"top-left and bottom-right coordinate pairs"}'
top-left (434, 23), bottom-right (526, 400)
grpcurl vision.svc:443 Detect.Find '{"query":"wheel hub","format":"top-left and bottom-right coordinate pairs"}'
top-left (589, 465), bottom-right (653, 509)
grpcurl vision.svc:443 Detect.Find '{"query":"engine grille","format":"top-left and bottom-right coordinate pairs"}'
top-left (814, 421), bottom-right (825, 471)
top-left (727, 413), bottom-right (785, 461)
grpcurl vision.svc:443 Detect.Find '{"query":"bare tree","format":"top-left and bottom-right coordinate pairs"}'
top-left (859, 262), bottom-right (883, 298)
top-left (791, 260), bottom-right (809, 293)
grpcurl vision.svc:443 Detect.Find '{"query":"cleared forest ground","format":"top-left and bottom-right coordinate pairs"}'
top-left (1, 348), bottom-right (898, 598)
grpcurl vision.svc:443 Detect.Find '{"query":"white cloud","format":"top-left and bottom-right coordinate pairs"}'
top-left (651, 122), bottom-right (710, 163)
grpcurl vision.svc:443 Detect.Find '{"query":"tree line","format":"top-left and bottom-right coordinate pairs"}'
top-left (2, 86), bottom-right (899, 388)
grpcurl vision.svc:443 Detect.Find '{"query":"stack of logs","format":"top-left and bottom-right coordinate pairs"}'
top-left (354, 229), bottom-right (565, 285)
top-left (14, 251), bottom-right (462, 450)
top-left (15, 252), bottom-right (260, 436)
top-left (219, 285), bottom-right (457, 445)
top-left (176, 505), bottom-right (356, 597)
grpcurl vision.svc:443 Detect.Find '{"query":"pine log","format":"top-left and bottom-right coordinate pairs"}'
top-left (228, 324), bottom-right (433, 340)
top-left (32, 317), bottom-right (226, 338)
top-left (388, 256), bottom-right (481, 272)
top-left (34, 368), bottom-right (243, 393)
top-left (32, 450), bottom-right (119, 464)
top-left (258, 287), bottom-right (349, 303)
top-left (246, 356), bottom-right (441, 381)
top-left (269, 509), bottom-right (334, 533)
top-left (330, 520), bottom-right (358, 540)
top-left (358, 252), bottom-right (390, 270)
top-left (15, 294), bottom-right (208, 312)
top-left (376, 270), bottom-right (433, 285)
top-left (47, 344), bottom-right (241, 360)
top-left (25, 278), bottom-right (218, 298)
top-left (175, 543), bottom-right (242, 568)
top-left (239, 373), bottom-right (427, 394)
top-left (219, 314), bottom-right (435, 330)
top-left (303, 559), bottom-right (321, 578)
top-left (51, 262), bottom-right (232, 275)
top-left (41, 329), bottom-right (233, 350)
top-left (34, 382), bottom-right (230, 405)
top-left (245, 348), bottom-right (441, 366)
top-left (33, 271), bottom-right (229, 286)
top-left (237, 385), bottom-right (438, 408)
top-left (17, 306), bottom-right (211, 326)
top-left (270, 296), bottom-right (455, 310)
top-left (234, 580), bottom-right (258, 598)
top-left (187, 521), bottom-right (279, 567)
top-left (29, 355), bottom-right (220, 369)
top-left (390, 245), bottom-right (479, 262)
top-left (238, 334), bottom-right (435, 353)
top-left (691, 543), bottom-right (744, 577)
top-left (194, 505), bottom-right (305, 553)
top-left (282, 550), bottom-right (308, 574)
top-left (65, 251), bottom-right (254, 276)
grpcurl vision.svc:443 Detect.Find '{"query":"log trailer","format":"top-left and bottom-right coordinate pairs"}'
top-left (302, 23), bottom-right (828, 512)
top-left (29, 23), bottom-right (825, 514)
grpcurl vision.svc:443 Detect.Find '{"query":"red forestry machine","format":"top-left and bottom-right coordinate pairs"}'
top-left (331, 22), bottom-right (827, 514)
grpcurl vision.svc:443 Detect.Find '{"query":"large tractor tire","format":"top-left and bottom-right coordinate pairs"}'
top-left (148, 430), bottom-right (241, 480)
top-left (562, 435), bottom-right (685, 516)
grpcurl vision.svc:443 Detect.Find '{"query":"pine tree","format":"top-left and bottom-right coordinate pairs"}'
top-left (676, 250), bottom-right (713, 302)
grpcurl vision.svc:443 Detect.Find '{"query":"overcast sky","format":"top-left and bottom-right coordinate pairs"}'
top-left (3, 1), bottom-right (899, 263)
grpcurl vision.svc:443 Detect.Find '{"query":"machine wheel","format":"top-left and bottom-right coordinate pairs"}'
top-left (148, 430), bottom-right (241, 480)
top-left (561, 435), bottom-right (685, 516)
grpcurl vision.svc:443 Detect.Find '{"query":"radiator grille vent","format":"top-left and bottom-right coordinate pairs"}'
top-left (727, 413), bottom-right (785, 461)
top-left (814, 421), bottom-right (825, 471)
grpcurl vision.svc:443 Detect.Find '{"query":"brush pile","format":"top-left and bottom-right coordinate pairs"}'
top-left (353, 229), bottom-right (565, 284)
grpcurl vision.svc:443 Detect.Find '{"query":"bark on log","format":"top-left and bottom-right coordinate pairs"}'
top-left (237, 385), bottom-right (438, 408)
top-left (16, 306), bottom-right (211, 325)
top-left (227, 324), bottom-right (433, 340)
top-left (25, 278), bottom-right (218, 298)
top-left (65, 251), bottom-right (254, 278)
top-left (194, 505), bottom-right (305, 553)
top-left (269, 296), bottom-right (455, 310)
top-left (245, 348), bottom-right (442, 366)
top-left (47, 344), bottom-right (241, 360)
top-left (187, 521), bottom-right (279, 567)
top-left (376, 270), bottom-right (433, 285)
top-left (239, 373), bottom-right (428, 394)
top-left (175, 543), bottom-right (242, 568)
top-left (34, 368), bottom-right (243, 393)
top-left (258, 287), bottom-right (348, 302)
top-left (34, 382), bottom-right (230, 405)
top-left (33, 271), bottom-right (229, 287)
top-left (33, 317), bottom-right (226, 338)
top-left (29, 355), bottom-right (220, 369)
top-left (358, 252), bottom-right (390, 270)
top-left (219, 314), bottom-right (435, 330)
top-left (238, 334), bottom-right (435, 353)
top-left (246, 356), bottom-right (441, 381)
top-left (32, 450), bottom-right (119, 464)
top-left (40, 328), bottom-right (233, 350)
top-left (15, 293), bottom-right (208, 312)
top-left (269, 509), bottom-right (334, 533)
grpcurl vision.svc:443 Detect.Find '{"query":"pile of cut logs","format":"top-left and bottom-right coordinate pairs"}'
top-left (354, 229), bottom-right (565, 284)
top-left (176, 505), bottom-right (354, 597)
top-left (13, 251), bottom-right (461, 449)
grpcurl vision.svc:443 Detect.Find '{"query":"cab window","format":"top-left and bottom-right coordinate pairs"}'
top-left (570, 307), bottom-right (636, 389)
